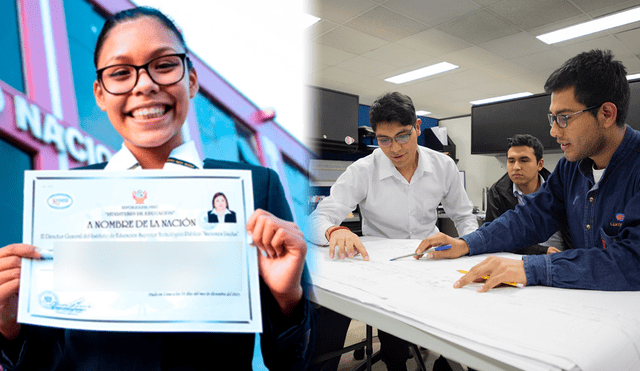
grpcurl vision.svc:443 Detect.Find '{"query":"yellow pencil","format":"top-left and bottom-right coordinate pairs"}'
top-left (457, 270), bottom-right (524, 288)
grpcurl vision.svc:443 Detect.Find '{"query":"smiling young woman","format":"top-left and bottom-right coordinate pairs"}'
top-left (92, 14), bottom-right (199, 169)
top-left (0, 7), bottom-right (315, 371)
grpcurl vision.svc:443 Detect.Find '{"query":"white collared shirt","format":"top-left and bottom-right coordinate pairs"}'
top-left (213, 208), bottom-right (232, 223)
top-left (512, 174), bottom-right (544, 204)
top-left (311, 146), bottom-right (478, 243)
top-left (104, 141), bottom-right (203, 171)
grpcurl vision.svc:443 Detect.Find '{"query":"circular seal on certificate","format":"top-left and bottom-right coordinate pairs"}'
top-left (39, 291), bottom-right (58, 310)
top-left (198, 210), bottom-right (216, 230)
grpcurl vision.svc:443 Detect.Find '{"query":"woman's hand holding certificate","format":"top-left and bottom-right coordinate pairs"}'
top-left (0, 243), bottom-right (42, 340)
top-left (248, 210), bottom-right (306, 315)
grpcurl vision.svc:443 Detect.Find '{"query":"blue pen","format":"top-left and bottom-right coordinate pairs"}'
top-left (389, 244), bottom-right (452, 261)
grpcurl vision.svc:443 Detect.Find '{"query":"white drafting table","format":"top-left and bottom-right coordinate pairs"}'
top-left (308, 237), bottom-right (640, 371)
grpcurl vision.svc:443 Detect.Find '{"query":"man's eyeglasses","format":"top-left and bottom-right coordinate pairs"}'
top-left (96, 53), bottom-right (189, 95)
top-left (376, 126), bottom-right (414, 147)
top-left (547, 105), bottom-right (600, 128)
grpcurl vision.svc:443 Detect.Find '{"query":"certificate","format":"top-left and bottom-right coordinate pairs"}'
top-left (18, 170), bottom-right (262, 333)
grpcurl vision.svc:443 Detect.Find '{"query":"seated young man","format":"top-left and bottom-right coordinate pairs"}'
top-left (486, 134), bottom-right (569, 254)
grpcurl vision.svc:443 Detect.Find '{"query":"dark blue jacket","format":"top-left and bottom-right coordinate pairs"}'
top-left (463, 126), bottom-right (640, 290)
top-left (485, 167), bottom-right (570, 255)
top-left (0, 159), bottom-right (316, 370)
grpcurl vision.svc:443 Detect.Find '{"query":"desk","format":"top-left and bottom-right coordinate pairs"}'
top-left (308, 237), bottom-right (640, 371)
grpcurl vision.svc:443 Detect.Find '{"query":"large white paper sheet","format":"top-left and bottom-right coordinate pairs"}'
top-left (310, 237), bottom-right (640, 371)
top-left (19, 170), bottom-right (262, 333)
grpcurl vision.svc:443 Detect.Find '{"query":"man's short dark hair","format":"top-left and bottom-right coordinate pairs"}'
top-left (369, 92), bottom-right (416, 131)
top-left (544, 49), bottom-right (629, 127)
top-left (507, 134), bottom-right (543, 163)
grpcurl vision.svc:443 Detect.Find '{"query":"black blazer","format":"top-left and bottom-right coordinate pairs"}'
top-left (208, 209), bottom-right (237, 223)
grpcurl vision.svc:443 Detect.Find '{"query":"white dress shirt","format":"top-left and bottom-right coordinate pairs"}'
top-left (311, 146), bottom-right (478, 244)
top-left (104, 141), bottom-right (203, 171)
top-left (212, 208), bottom-right (232, 223)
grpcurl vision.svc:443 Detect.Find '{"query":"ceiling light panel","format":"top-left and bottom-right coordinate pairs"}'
top-left (385, 62), bottom-right (459, 84)
top-left (537, 6), bottom-right (640, 44)
top-left (470, 92), bottom-right (533, 106)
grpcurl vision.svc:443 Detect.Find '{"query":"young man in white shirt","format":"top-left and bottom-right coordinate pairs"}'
top-left (310, 92), bottom-right (477, 371)
top-left (312, 92), bottom-right (477, 260)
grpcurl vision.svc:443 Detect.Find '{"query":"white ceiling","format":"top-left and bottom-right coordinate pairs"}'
top-left (306, 0), bottom-right (640, 119)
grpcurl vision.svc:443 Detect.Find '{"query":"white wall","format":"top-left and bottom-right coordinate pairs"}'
top-left (439, 117), bottom-right (564, 208)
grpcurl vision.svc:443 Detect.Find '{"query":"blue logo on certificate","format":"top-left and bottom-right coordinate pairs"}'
top-left (39, 291), bottom-right (58, 309)
top-left (47, 194), bottom-right (73, 209)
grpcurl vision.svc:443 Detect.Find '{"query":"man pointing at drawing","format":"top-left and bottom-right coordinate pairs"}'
top-left (417, 49), bottom-right (640, 292)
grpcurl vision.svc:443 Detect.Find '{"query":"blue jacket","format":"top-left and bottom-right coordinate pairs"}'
top-left (463, 126), bottom-right (640, 290)
top-left (0, 159), bottom-right (316, 370)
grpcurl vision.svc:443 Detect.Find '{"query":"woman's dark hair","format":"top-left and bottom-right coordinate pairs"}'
top-left (94, 6), bottom-right (192, 69)
top-left (212, 192), bottom-right (229, 209)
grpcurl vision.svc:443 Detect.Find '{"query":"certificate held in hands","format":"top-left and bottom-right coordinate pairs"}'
top-left (18, 170), bottom-right (261, 333)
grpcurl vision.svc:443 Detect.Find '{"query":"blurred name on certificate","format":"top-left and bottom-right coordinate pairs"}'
top-left (18, 169), bottom-right (261, 333)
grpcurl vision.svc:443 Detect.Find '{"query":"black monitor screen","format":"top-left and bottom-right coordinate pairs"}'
top-left (625, 79), bottom-right (640, 129)
top-left (308, 86), bottom-right (359, 144)
top-left (471, 93), bottom-right (557, 155)
top-left (472, 80), bottom-right (640, 155)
